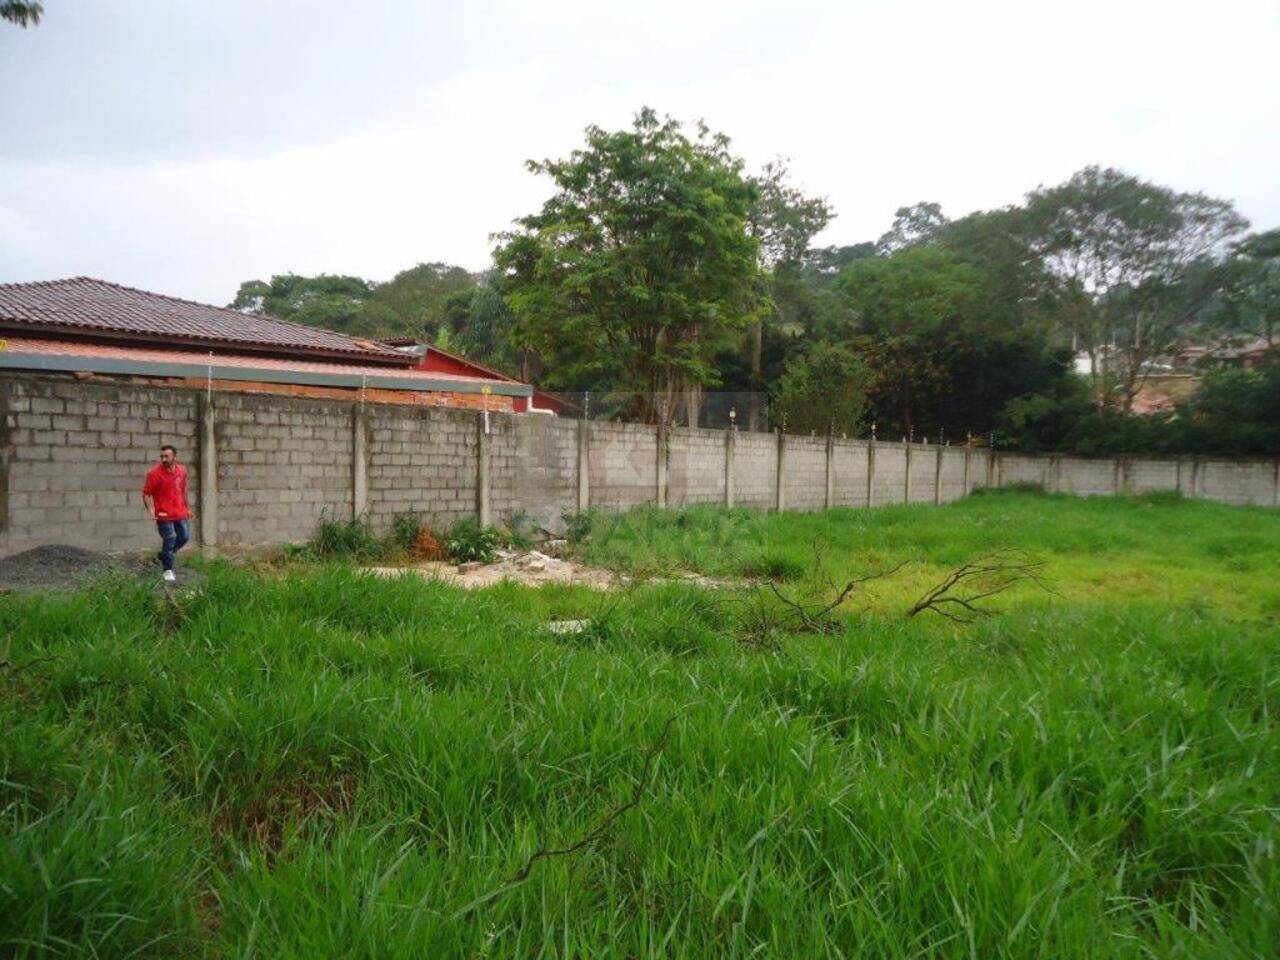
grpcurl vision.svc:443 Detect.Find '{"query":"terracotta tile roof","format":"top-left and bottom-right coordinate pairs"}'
top-left (0, 336), bottom-right (528, 393)
top-left (0, 277), bottom-right (408, 364)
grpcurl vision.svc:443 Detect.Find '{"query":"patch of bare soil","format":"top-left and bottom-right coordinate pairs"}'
top-left (213, 771), bottom-right (358, 858)
top-left (365, 553), bottom-right (619, 590)
top-left (0, 544), bottom-right (202, 592)
top-left (0, 544), bottom-right (107, 590)
top-left (363, 551), bottom-right (745, 591)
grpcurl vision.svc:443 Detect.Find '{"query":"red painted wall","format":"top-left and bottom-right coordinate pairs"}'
top-left (408, 346), bottom-right (564, 415)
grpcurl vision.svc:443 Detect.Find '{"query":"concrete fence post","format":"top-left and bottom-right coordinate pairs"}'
top-left (656, 420), bottom-right (668, 508)
top-left (724, 426), bottom-right (736, 507)
top-left (1175, 458), bottom-right (1185, 496)
top-left (196, 392), bottom-right (218, 549)
top-left (576, 419), bottom-right (590, 511)
top-left (774, 429), bottom-right (786, 512)
top-left (351, 405), bottom-right (368, 521)
top-left (475, 412), bottom-right (490, 527)
top-left (933, 444), bottom-right (943, 505)
top-left (866, 438), bottom-right (876, 508)
top-left (903, 441), bottom-right (912, 503)
top-left (962, 445), bottom-right (971, 496)
top-left (1273, 459), bottom-right (1279, 507)
top-left (824, 429), bottom-right (835, 510)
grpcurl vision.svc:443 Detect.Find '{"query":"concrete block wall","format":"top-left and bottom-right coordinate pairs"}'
top-left (366, 405), bottom-right (477, 531)
top-left (732, 431), bottom-right (776, 511)
top-left (785, 436), bottom-right (828, 511)
top-left (2, 374), bottom-right (1278, 558)
top-left (941, 448), bottom-right (971, 502)
top-left (996, 454), bottom-right (1053, 490)
top-left (1051, 456), bottom-right (1116, 497)
top-left (1198, 460), bottom-right (1277, 506)
top-left (0, 378), bottom-right (198, 554)
top-left (831, 440), bottom-right (870, 507)
top-left (216, 394), bottom-right (353, 547)
top-left (870, 444), bottom-right (907, 507)
top-left (491, 415), bottom-right (578, 533)
top-left (667, 427), bottom-right (727, 508)
top-left (589, 422), bottom-right (659, 511)
top-left (907, 446), bottom-right (936, 504)
top-left (1122, 458), bottom-right (1178, 495)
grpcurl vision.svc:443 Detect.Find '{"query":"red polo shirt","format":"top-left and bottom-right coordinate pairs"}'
top-left (143, 463), bottom-right (190, 521)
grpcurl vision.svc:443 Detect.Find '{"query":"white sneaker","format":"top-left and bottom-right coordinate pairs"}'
top-left (163, 569), bottom-right (177, 583)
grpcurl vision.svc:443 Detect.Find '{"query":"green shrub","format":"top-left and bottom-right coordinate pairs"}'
top-left (391, 512), bottom-right (422, 552)
top-left (312, 513), bottom-right (385, 561)
top-left (444, 517), bottom-right (502, 564)
top-left (561, 509), bottom-right (598, 544)
top-left (743, 552), bottom-right (806, 582)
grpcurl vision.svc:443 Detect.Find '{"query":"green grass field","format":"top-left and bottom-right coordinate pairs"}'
top-left (3, 491), bottom-right (1278, 958)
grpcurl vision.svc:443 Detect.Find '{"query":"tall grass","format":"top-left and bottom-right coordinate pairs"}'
top-left (1, 492), bottom-right (1277, 957)
top-left (575, 491), bottom-right (1280, 618)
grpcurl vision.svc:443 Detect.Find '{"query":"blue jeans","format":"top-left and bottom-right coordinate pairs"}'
top-left (156, 518), bottom-right (190, 572)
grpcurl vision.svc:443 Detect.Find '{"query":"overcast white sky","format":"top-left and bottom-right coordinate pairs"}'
top-left (1, 0), bottom-right (1277, 305)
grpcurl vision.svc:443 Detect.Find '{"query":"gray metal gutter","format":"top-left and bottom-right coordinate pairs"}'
top-left (0, 350), bottom-right (533, 397)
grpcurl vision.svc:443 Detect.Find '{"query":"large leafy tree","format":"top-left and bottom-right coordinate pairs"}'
top-left (876, 202), bottom-right (949, 255)
top-left (230, 274), bottom-right (376, 335)
top-left (741, 160), bottom-right (835, 429)
top-left (770, 341), bottom-right (871, 437)
top-left (830, 244), bottom-right (1069, 440)
top-left (494, 108), bottom-right (768, 425)
top-left (834, 246), bottom-right (983, 438)
top-left (229, 262), bottom-right (481, 341)
top-left (439, 280), bottom-right (523, 375)
top-left (368, 262), bottom-right (477, 339)
top-left (1024, 166), bottom-right (1248, 411)
top-left (1219, 229), bottom-right (1280, 350)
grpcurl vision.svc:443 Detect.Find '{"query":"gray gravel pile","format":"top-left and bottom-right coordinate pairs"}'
top-left (0, 544), bottom-right (196, 592)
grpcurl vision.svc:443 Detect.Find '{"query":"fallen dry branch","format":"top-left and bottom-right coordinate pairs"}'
top-left (454, 715), bottom-right (677, 918)
top-left (908, 551), bottom-right (1050, 623)
top-left (765, 560), bottom-right (910, 634)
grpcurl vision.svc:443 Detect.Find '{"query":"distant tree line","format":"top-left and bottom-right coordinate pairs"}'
top-left (231, 109), bottom-right (1279, 454)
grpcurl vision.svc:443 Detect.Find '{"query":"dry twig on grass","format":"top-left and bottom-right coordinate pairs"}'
top-left (907, 550), bottom-right (1050, 623)
top-left (454, 715), bottom-right (678, 918)
top-left (731, 539), bottom-right (908, 643)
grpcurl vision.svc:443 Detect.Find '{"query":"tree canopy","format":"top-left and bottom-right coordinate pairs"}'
top-left (493, 108), bottom-right (768, 424)
top-left (229, 263), bottom-right (482, 342)
top-left (223, 125), bottom-right (1274, 453)
top-left (1024, 166), bottom-right (1249, 411)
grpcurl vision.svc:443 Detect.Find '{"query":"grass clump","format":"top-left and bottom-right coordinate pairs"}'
top-left (311, 512), bottom-right (387, 561)
top-left (2, 491), bottom-right (1279, 957)
top-left (444, 516), bottom-right (503, 564)
top-left (561, 508), bottom-right (599, 544)
top-left (390, 511), bottom-right (423, 552)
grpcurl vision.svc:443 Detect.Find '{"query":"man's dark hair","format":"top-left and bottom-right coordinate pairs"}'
top-left (160, 444), bottom-right (177, 455)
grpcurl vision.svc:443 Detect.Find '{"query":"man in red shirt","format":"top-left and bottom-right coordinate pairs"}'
top-left (141, 444), bottom-right (192, 583)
